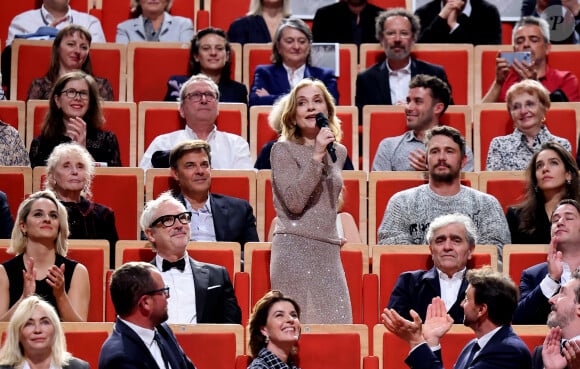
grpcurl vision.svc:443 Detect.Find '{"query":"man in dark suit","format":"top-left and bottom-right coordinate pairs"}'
top-left (532, 270), bottom-right (580, 369)
top-left (140, 191), bottom-right (242, 324)
top-left (415, 0), bottom-right (501, 45)
top-left (98, 262), bottom-right (197, 369)
top-left (169, 140), bottom-right (259, 250)
top-left (312, 0), bottom-right (384, 45)
top-left (355, 8), bottom-right (452, 112)
top-left (387, 213), bottom-right (476, 323)
top-left (383, 267), bottom-right (531, 369)
top-left (514, 199), bottom-right (580, 324)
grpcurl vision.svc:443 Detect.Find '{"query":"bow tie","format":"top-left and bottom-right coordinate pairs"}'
top-left (162, 258), bottom-right (185, 272)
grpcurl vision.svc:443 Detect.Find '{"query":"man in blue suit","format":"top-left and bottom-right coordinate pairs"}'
top-left (249, 18), bottom-right (338, 107)
top-left (514, 199), bottom-right (580, 324)
top-left (99, 261), bottom-right (197, 369)
top-left (383, 267), bottom-right (531, 369)
top-left (355, 8), bottom-right (452, 112)
top-left (169, 140), bottom-right (259, 250)
top-left (387, 213), bottom-right (475, 323)
top-left (140, 191), bottom-right (242, 325)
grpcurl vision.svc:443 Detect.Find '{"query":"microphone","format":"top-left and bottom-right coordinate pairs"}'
top-left (315, 112), bottom-right (337, 163)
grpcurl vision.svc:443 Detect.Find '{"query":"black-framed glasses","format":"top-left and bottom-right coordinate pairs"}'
top-left (183, 91), bottom-right (217, 102)
top-left (60, 88), bottom-right (90, 100)
top-left (143, 286), bottom-right (170, 298)
top-left (149, 212), bottom-right (192, 228)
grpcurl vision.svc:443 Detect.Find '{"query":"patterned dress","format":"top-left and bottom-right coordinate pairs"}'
top-left (270, 140), bottom-right (352, 324)
top-left (248, 348), bottom-right (300, 369)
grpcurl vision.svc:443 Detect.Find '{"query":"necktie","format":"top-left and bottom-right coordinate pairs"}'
top-left (561, 339), bottom-right (569, 355)
top-left (153, 331), bottom-right (170, 369)
top-left (459, 341), bottom-right (480, 369)
top-left (162, 258), bottom-right (185, 272)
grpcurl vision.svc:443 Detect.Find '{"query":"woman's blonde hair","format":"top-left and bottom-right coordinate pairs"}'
top-left (45, 143), bottom-right (95, 199)
top-left (247, 0), bottom-right (291, 16)
top-left (0, 296), bottom-right (71, 367)
top-left (9, 190), bottom-right (69, 256)
top-left (279, 78), bottom-right (342, 143)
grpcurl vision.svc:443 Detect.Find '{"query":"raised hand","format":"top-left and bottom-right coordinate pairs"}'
top-left (382, 307), bottom-right (425, 348)
top-left (21, 256), bottom-right (36, 298)
top-left (543, 327), bottom-right (566, 369)
top-left (65, 116), bottom-right (87, 146)
top-left (422, 297), bottom-right (454, 347)
top-left (547, 236), bottom-right (564, 283)
top-left (46, 263), bottom-right (67, 298)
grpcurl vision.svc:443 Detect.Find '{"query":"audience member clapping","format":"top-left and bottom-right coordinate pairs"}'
top-left (29, 71), bottom-right (121, 168)
top-left (115, 0), bottom-right (194, 43)
top-left (0, 190), bottom-right (90, 322)
top-left (45, 143), bottom-right (119, 268)
top-left (507, 142), bottom-right (580, 244)
top-left (165, 27), bottom-right (247, 103)
top-left (27, 25), bottom-right (114, 101)
top-left (0, 295), bottom-right (89, 369)
top-left (486, 79), bottom-right (571, 171)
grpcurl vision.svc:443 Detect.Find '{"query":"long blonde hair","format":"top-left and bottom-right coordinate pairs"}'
top-left (0, 296), bottom-right (71, 367)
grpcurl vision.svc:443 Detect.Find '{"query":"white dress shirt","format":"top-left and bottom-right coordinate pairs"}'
top-left (386, 59), bottom-right (411, 105)
top-left (7, 5), bottom-right (106, 46)
top-left (183, 196), bottom-right (217, 241)
top-left (155, 254), bottom-right (197, 324)
top-left (283, 63), bottom-right (306, 89)
top-left (437, 267), bottom-right (465, 312)
top-left (139, 125), bottom-right (253, 170)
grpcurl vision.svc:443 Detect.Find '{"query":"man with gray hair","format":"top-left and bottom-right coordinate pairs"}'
top-left (387, 213), bottom-right (476, 323)
top-left (139, 74), bottom-right (252, 170)
top-left (140, 191), bottom-right (242, 324)
top-left (482, 16), bottom-right (579, 103)
top-left (356, 8), bottom-right (451, 109)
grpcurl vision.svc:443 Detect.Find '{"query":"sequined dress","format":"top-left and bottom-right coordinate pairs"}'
top-left (270, 140), bottom-right (352, 324)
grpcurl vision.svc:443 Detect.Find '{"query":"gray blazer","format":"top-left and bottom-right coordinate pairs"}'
top-left (0, 357), bottom-right (90, 369)
top-left (115, 12), bottom-right (194, 43)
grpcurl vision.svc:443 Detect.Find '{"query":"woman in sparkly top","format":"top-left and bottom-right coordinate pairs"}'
top-left (247, 290), bottom-right (301, 369)
top-left (269, 78), bottom-right (352, 324)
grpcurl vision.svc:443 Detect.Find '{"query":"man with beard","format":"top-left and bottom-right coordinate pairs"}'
top-left (372, 74), bottom-right (473, 171)
top-left (482, 16), bottom-right (580, 103)
top-left (355, 8), bottom-right (452, 111)
top-left (98, 262), bottom-right (197, 369)
top-left (513, 199), bottom-right (580, 324)
top-left (531, 271), bottom-right (580, 368)
top-left (383, 267), bottom-right (531, 369)
top-left (140, 192), bottom-right (242, 324)
top-left (377, 126), bottom-right (510, 258)
top-left (312, 0), bottom-right (383, 45)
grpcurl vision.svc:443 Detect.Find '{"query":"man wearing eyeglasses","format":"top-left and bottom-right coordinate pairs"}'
top-left (169, 140), bottom-right (259, 249)
top-left (140, 191), bottom-right (242, 325)
top-left (355, 8), bottom-right (452, 110)
top-left (139, 74), bottom-right (252, 170)
top-left (99, 261), bottom-right (197, 369)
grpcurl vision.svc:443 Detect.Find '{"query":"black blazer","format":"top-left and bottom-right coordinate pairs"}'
top-left (405, 325), bottom-right (531, 369)
top-left (506, 206), bottom-right (551, 245)
top-left (176, 192), bottom-right (259, 248)
top-left (312, 1), bottom-right (384, 44)
top-left (513, 262), bottom-right (552, 324)
top-left (152, 256), bottom-right (242, 324)
top-left (227, 15), bottom-right (272, 45)
top-left (0, 191), bottom-right (13, 239)
top-left (98, 319), bottom-right (196, 369)
top-left (355, 57), bottom-right (452, 112)
top-left (415, 0), bottom-right (501, 45)
top-left (0, 358), bottom-right (89, 369)
top-left (387, 266), bottom-right (468, 324)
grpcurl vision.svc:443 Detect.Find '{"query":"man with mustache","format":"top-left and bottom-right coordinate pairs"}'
top-left (532, 270), bottom-right (580, 368)
top-left (139, 191), bottom-right (242, 324)
top-left (372, 74), bottom-right (473, 171)
top-left (356, 8), bottom-right (452, 110)
top-left (513, 199), bottom-right (580, 325)
top-left (377, 126), bottom-right (510, 259)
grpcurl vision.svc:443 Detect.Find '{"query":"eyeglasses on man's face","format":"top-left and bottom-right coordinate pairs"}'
top-left (143, 286), bottom-right (170, 298)
top-left (183, 91), bottom-right (217, 102)
top-left (149, 212), bottom-right (192, 228)
top-left (60, 88), bottom-right (90, 100)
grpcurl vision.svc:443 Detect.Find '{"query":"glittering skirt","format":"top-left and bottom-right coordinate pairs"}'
top-left (270, 233), bottom-right (352, 324)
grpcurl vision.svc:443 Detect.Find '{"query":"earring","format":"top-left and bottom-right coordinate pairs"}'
top-left (264, 335), bottom-right (269, 344)
top-left (22, 231), bottom-right (27, 237)
top-left (567, 179), bottom-right (572, 185)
